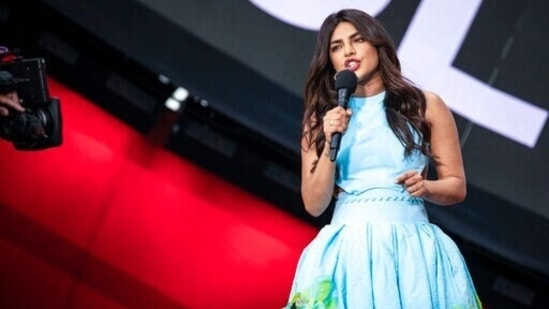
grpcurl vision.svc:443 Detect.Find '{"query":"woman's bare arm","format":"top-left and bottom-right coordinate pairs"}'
top-left (422, 91), bottom-right (467, 205)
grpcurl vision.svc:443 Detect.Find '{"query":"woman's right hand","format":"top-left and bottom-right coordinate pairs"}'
top-left (322, 106), bottom-right (353, 142)
top-left (323, 106), bottom-right (352, 142)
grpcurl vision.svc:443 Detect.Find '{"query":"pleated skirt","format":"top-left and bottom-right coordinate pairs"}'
top-left (285, 191), bottom-right (482, 309)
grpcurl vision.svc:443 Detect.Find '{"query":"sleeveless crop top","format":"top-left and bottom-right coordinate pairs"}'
top-left (335, 91), bottom-right (428, 195)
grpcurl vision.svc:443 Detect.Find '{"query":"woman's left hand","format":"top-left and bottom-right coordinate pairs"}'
top-left (395, 170), bottom-right (425, 197)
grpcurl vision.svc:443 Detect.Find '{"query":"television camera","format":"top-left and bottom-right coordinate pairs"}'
top-left (0, 48), bottom-right (62, 150)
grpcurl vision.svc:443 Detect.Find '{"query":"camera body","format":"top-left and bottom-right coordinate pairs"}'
top-left (0, 56), bottom-right (62, 150)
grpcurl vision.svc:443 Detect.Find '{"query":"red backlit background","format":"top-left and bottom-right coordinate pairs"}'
top-left (0, 78), bottom-right (318, 308)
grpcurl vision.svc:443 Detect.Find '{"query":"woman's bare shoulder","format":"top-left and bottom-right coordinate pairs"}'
top-left (422, 90), bottom-right (451, 120)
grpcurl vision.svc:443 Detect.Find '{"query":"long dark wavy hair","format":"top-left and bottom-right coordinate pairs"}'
top-left (303, 9), bottom-right (431, 163)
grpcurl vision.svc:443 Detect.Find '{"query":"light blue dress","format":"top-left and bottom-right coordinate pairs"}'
top-left (285, 92), bottom-right (481, 309)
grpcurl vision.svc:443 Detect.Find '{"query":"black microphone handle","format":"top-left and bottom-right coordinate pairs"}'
top-left (329, 88), bottom-right (351, 162)
top-left (329, 132), bottom-right (342, 162)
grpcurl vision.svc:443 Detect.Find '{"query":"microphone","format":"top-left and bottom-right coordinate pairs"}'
top-left (329, 69), bottom-right (357, 162)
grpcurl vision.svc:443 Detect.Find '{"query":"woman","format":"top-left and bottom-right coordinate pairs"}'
top-left (285, 9), bottom-right (481, 308)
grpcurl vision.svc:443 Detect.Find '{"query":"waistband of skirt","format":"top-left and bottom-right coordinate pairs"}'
top-left (332, 191), bottom-right (428, 224)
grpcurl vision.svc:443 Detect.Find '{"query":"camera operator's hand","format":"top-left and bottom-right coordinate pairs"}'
top-left (0, 91), bottom-right (24, 116)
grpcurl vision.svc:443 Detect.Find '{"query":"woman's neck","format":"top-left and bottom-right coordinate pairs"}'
top-left (354, 72), bottom-right (385, 97)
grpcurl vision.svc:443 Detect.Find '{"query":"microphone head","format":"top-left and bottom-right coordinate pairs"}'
top-left (334, 69), bottom-right (357, 92)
